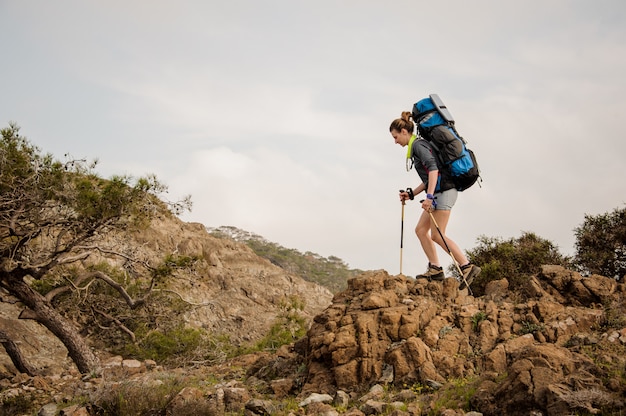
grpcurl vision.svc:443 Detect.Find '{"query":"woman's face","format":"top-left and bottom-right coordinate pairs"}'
top-left (391, 128), bottom-right (411, 147)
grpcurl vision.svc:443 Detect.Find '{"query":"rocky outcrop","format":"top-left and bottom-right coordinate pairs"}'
top-left (4, 207), bottom-right (626, 415)
top-left (303, 266), bottom-right (626, 415)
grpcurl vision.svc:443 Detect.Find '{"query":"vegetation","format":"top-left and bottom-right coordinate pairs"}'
top-left (471, 311), bottom-right (487, 332)
top-left (465, 231), bottom-right (572, 296)
top-left (461, 207), bottom-right (626, 296)
top-left (429, 376), bottom-right (479, 414)
top-left (0, 123), bottom-right (192, 374)
top-left (574, 206), bottom-right (626, 279)
top-left (90, 374), bottom-right (213, 416)
top-left (209, 226), bottom-right (361, 293)
top-left (252, 295), bottom-right (308, 352)
top-left (518, 321), bottom-right (545, 336)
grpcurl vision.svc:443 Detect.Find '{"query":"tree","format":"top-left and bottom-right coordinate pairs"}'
top-left (0, 124), bottom-right (190, 374)
top-left (465, 231), bottom-right (571, 296)
top-left (574, 206), bottom-right (626, 279)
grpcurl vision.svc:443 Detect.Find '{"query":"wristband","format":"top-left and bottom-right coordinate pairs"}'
top-left (426, 194), bottom-right (435, 200)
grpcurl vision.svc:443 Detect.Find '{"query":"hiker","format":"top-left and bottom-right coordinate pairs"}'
top-left (389, 111), bottom-right (480, 288)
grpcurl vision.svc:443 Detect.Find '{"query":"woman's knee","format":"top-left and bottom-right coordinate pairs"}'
top-left (415, 224), bottom-right (429, 239)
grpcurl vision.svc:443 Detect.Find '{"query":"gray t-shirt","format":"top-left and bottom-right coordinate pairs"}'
top-left (411, 139), bottom-right (454, 192)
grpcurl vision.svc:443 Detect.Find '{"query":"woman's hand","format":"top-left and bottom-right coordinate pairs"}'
top-left (421, 198), bottom-right (434, 211)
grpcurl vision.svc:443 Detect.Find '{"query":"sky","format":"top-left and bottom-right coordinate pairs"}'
top-left (1, 1), bottom-right (625, 276)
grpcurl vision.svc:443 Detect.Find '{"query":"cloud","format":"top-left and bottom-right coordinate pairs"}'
top-left (2, 0), bottom-right (626, 274)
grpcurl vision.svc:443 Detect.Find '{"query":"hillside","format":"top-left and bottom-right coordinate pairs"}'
top-left (208, 225), bottom-right (362, 293)
top-left (0, 213), bottom-right (334, 377)
top-left (2, 214), bottom-right (626, 415)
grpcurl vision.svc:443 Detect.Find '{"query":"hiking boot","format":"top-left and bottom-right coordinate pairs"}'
top-left (460, 263), bottom-right (481, 290)
top-left (416, 263), bottom-right (445, 281)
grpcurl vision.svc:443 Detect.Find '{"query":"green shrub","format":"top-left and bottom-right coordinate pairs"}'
top-left (471, 311), bottom-right (487, 332)
top-left (465, 232), bottom-right (571, 296)
top-left (574, 206), bottom-right (626, 279)
top-left (519, 321), bottom-right (545, 335)
top-left (125, 326), bottom-right (203, 363)
top-left (430, 376), bottom-right (479, 414)
top-left (252, 295), bottom-right (307, 352)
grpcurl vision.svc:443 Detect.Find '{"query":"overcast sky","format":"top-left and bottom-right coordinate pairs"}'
top-left (2, 1), bottom-right (625, 275)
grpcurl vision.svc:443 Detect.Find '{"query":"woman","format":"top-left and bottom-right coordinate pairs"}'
top-left (389, 111), bottom-right (480, 288)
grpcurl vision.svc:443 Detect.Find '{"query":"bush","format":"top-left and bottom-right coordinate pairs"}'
top-left (466, 232), bottom-right (571, 296)
top-left (574, 206), bottom-right (626, 280)
top-left (252, 295), bottom-right (307, 352)
top-left (125, 326), bottom-right (202, 363)
top-left (1, 394), bottom-right (35, 416)
top-left (90, 375), bottom-right (214, 416)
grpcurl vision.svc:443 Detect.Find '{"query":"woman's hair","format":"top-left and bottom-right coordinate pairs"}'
top-left (389, 111), bottom-right (414, 133)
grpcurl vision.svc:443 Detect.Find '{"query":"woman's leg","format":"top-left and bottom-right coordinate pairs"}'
top-left (415, 209), bottom-right (441, 266)
top-left (429, 209), bottom-right (469, 266)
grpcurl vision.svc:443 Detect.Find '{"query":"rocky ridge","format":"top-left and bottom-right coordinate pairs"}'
top-left (2, 214), bottom-right (626, 415)
top-left (302, 266), bottom-right (626, 415)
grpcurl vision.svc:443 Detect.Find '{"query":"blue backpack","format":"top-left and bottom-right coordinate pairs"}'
top-left (412, 94), bottom-right (481, 191)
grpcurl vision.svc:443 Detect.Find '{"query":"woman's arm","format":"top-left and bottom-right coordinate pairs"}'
top-left (421, 169), bottom-right (439, 211)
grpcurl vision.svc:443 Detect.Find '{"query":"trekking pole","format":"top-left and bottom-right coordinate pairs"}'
top-left (427, 210), bottom-right (473, 295)
top-left (400, 200), bottom-right (405, 275)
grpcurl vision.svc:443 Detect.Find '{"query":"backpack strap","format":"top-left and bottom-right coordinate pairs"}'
top-left (405, 134), bottom-right (418, 171)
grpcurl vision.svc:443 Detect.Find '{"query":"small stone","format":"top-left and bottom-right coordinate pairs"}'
top-left (299, 392), bottom-right (334, 407)
top-left (38, 403), bottom-right (57, 416)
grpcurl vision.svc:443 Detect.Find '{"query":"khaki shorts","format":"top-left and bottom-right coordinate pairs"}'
top-left (434, 188), bottom-right (458, 211)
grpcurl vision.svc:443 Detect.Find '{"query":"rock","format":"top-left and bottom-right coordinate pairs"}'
top-left (392, 389), bottom-right (417, 402)
top-left (12, 372), bottom-right (30, 384)
top-left (121, 359), bottom-right (143, 375)
top-left (334, 390), bottom-right (350, 407)
top-left (425, 379), bottom-right (443, 390)
top-left (582, 274), bottom-right (617, 299)
top-left (299, 392), bottom-right (334, 406)
top-left (38, 403), bottom-right (57, 416)
top-left (490, 343), bottom-right (605, 415)
top-left (102, 356), bottom-right (123, 367)
top-left (270, 378), bottom-right (293, 398)
top-left (343, 409), bottom-right (366, 416)
top-left (166, 386), bottom-right (206, 415)
top-left (60, 405), bottom-right (90, 416)
top-left (223, 387), bottom-right (250, 412)
top-left (306, 402), bottom-right (339, 415)
top-left (245, 398), bottom-right (276, 415)
top-left (360, 399), bottom-right (388, 415)
top-left (359, 384), bottom-right (384, 402)
top-left (362, 291), bottom-right (399, 310)
top-left (144, 359), bottom-right (157, 370)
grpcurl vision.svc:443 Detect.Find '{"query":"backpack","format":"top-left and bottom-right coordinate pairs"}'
top-left (412, 94), bottom-right (481, 191)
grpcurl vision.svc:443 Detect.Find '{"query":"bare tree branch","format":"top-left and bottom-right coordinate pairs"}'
top-left (92, 307), bottom-right (136, 342)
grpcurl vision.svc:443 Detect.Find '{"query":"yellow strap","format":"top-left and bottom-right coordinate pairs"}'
top-left (406, 134), bottom-right (417, 159)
